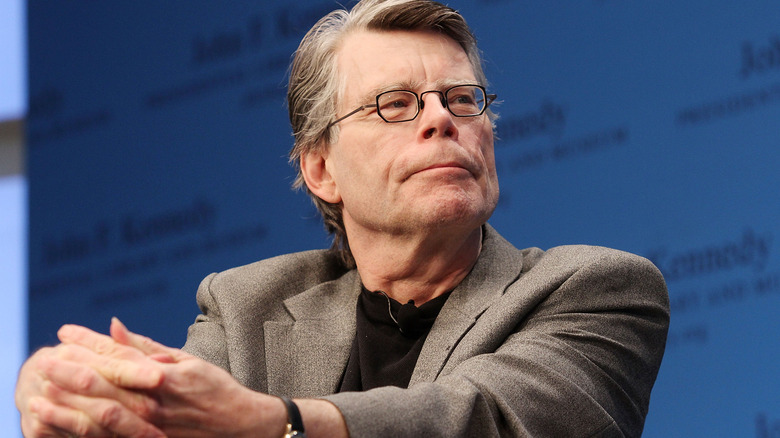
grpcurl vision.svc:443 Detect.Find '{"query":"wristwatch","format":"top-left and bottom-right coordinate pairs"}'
top-left (281, 397), bottom-right (307, 438)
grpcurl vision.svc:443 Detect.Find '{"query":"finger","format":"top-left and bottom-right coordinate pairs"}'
top-left (111, 317), bottom-right (188, 363)
top-left (43, 381), bottom-right (164, 436)
top-left (20, 400), bottom-right (63, 438)
top-left (30, 393), bottom-right (166, 438)
top-left (58, 324), bottom-right (145, 361)
top-left (51, 342), bottom-right (163, 390)
top-left (17, 348), bottom-right (68, 438)
top-left (27, 396), bottom-right (95, 438)
top-left (38, 354), bottom-right (160, 418)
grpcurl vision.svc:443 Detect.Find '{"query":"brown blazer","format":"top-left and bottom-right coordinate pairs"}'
top-left (183, 225), bottom-right (669, 437)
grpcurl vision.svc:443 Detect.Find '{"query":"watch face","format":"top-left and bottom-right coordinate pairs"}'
top-left (284, 425), bottom-right (306, 438)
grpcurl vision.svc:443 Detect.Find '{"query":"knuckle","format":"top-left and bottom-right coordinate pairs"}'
top-left (29, 348), bottom-right (61, 374)
top-left (31, 400), bottom-right (53, 422)
top-left (39, 379), bottom-right (61, 399)
top-left (93, 338), bottom-right (123, 357)
top-left (96, 401), bottom-right (123, 429)
top-left (181, 359), bottom-right (201, 374)
top-left (53, 343), bottom-right (78, 360)
top-left (139, 335), bottom-right (156, 348)
top-left (93, 342), bottom-right (114, 356)
top-left (71, 367), bottom-right (98, 392)
top-left (26, 420), bottom-right (51, 437)
top-left (132, 394), bottom-right (160, 419)
top-left (153, 405), bottom-right (173, 424)
top-left (36, 355), bottom-right (56, 374)
top-left (72, 412), bottom-right (93, 436)
top-left (178, 365), bottom-right (200, 383)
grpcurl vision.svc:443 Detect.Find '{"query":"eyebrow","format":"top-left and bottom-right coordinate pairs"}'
top-left (360, 78), bottom-right (478, 103)
top-left (360, 80), bottom-right (419, 104)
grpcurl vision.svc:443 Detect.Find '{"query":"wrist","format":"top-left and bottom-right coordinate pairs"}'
top-left (280, 397), bottom-right (306, 438)
top-left (240, 393), bottom-right (288, 438)
top-left (293, 399), bottom-right (349, 438)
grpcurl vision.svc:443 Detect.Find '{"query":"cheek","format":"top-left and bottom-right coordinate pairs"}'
top-left (484, 141), bottom-right (497, 172)
top-left (473, 123), bottom-right (496, 168)
top-left (474, 125), bottom-right (499, 198)
top-left (331, 130), bottom-right (396, 189)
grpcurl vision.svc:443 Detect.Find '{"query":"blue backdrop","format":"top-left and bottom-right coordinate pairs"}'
top-left (27, 1), bottom-right (780, 436)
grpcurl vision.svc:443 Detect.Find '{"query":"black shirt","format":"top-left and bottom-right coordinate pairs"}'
top-left (338, 286), bottom-right (452, 392)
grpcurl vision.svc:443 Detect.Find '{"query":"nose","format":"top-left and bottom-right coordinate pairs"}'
top-left (417, 91), bottom-right (458, 140)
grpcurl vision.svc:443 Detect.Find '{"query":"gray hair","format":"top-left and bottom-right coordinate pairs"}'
top-left (287, 0), bottom-right (490, 268)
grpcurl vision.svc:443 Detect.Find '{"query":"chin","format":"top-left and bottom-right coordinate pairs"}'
top-left (424, 194), bottom-right (496, 229)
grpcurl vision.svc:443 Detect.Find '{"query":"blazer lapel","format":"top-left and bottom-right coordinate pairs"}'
top-left (410, 225), bottom-right (526, 384)
top-left (264, 225), bottom-right (526, 394)
top-left (264, 269), bottom-right (361, 398)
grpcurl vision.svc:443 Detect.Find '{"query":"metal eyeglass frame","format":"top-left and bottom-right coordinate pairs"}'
top-left (327, 84), bottom-right (497, 128)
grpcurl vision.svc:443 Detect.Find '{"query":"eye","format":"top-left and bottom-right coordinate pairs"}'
top-left (446, 86), bottom-right (486, 116)
top-left (451, 93), bottom-right (476, 105)
top-left (378, 91), bottom-right (415, 110)
top-left (388, 99), bottom-right (410, 108)
top-left (449, 91), bottom-right (477, 107)
top-left (377, 90), bottom-right (418, 121)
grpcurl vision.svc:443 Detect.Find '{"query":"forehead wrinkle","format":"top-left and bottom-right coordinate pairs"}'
top-left (339, 30), bottom-right (478, 105)
top-left (361, 80), bottom-right (421, 103)
top-left (432, 77), bottom-right (479, 90)
top-left (362, 77), bottom-right (478, 102)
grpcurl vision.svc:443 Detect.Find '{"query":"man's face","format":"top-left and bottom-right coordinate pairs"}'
top-left (317, 30), bottom-right (499, 238)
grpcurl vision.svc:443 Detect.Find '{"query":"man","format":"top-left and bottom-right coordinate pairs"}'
top-left (16, 0), bottom-right (670, 437)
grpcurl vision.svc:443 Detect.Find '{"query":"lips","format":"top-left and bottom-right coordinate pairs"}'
top-left (399, 145), bottom-right (483, 182)
top-left (422, 162), bottom-right (467, 172)
top-left (407, 158), bottom-right (479, 181)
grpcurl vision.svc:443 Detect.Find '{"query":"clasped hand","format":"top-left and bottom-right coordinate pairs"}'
top-left (15, 318), bottom-right (286, 438)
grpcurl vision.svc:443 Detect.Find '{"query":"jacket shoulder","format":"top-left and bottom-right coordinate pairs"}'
top-left (524, 244), bottom-right (665, 282)
top-left (214, 249), bottom-right (346, 288)
top-left (199, 249), bottom-right (350, 310)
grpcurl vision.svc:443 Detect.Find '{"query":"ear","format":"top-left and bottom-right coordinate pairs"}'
top-left (300, 147), bottom-right (341, 204)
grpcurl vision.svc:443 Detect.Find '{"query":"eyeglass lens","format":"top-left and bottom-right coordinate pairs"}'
top-left (377, 85), bottom-right (487, 123)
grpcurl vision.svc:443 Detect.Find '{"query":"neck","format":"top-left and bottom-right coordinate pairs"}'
top-left (349, 225), bottom-right (483, 305)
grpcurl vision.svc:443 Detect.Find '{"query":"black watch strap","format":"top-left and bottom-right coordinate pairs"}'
top-left (281, 396), bottom-right (307, 438)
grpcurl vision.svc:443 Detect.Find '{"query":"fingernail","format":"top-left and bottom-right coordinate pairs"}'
top-left (112, 316), bottom-right (127, 330)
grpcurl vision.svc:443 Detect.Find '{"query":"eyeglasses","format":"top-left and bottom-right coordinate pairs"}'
top-left (328, 84), bottom-right (496, 128)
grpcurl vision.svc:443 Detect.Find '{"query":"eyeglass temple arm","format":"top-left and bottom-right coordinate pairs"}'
top-left (327, 103), bottom-right (378, 128)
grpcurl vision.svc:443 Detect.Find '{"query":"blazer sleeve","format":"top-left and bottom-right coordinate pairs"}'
top-left (182, 272), bottom-right (231, 371)
top-left (323, 247), bottom-right (670, 438)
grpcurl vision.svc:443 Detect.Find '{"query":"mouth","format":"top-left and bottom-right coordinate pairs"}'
top-left (410, 161), bottom-right (475, 180)
top-left (422, 162), bottom-right (467, 172)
